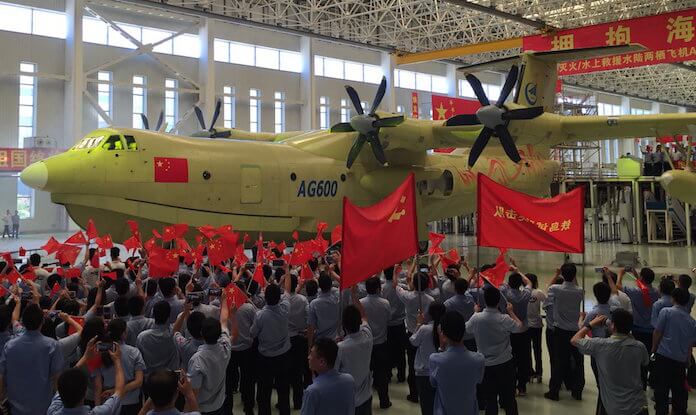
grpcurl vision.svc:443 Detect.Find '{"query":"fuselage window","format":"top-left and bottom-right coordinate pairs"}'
top-left (124, 135), bottom-right (138, 150)
top-left (102, 135), bottom-right (124, 150)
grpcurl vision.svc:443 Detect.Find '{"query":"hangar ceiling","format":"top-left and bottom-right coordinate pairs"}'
top-left (106, 0), bottom-right (696, 106)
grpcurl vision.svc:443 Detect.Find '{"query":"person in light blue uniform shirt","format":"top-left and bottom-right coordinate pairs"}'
top-left (159, 278), bottom-right (185, 325)
top-left (444, 278), bottom-right (476, 351)
top-left (308, 272), bottom-right (340, 346)
top-left (651, 278), bottom-right (675, 327)
top-left (0, 303), bottom-right (64, 415)
top-left (382, 266), bottom-right (407, 383)
top-left (409, 302), bottom-right (447, 415)
top-left (677, 274), bottom-right (695, 312)
top-left (582, 282), bottom-right (613, 415)
top-left (126, 296), bottom-right (155, 347)
top-left (139, 369), bottom-right (201, 415)
top-left (500, 267), bottom-right (533, 395)
top-left (137, 301), bottom-right (180, 374)
top-left (301, 338), bottom-right (354, 415)
top-left (360, 276), bottom-right (392, 408)
top-left (225, 280), bottom-right (258, 415)
top-left (173, 308), bottom-right (206, 369)
top-left (652, 288), bottom-right (696, 415)
top-left (431, 310), bottom-right (485, 415)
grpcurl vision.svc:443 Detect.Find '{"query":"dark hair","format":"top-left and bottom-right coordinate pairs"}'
top-left (61, 299), bottom-right (81, 317)
top-left (57, 368), bottom-right (88, 408)
top-left (0, 304), bottom-right (10, 332)
top-left (640, 268), bottom-right (655, 285)
top-left (527, 273), bottom-right (539, 289)
top-left (21, 303), bottom-right (43, 330)
top-left (47, 274), bottom-right (63, 292)
top-left (80, 317), bottom-right (106, 356)
top-left (483, 287), bottom-right (501, 308)
top-left (560, 263), bottom-right (576, 282)
top-left (114, 297), bottom-right (129, 317)
top-left (312, 337), bottom-right (339, 368)
top-left (177, 273), bottom-right (192, 292)
top-left (454, 278), bottom-right (469, 295)
top-left (593, 282), bottom-right (611, 304)
top-left (145, 279), bottom-right (158, 297)
top-left (305, 279), bottom-right (318, 297)
top-left (365, 276), bottom-right (381, 295)
top-left (508, 273), bottom-right (523, 289)
top-left (29, 253), bottom-right (41, 267)
top-left (127, 296), bottom-right (145, 316)
top-left (383, 266), bottom-right (394, 281)
top-left (201, 317), bottom-right (222, 344)
top-left (672, 287), bottom-right (690, 306)
top-left (145, 369), bottom-right (179, 408)
top-left (428, 302), bottom-right (447, 349)
top-left (342, 305), bottom-right (361, 334)
top-left (610, 308), bottom-right (633, 335)
top-left (187, 311), bottom-right (205, 339)
top-left (263, 264), bottom-right (273, 280)
top-left (152, 301), bottom-right (171, 325)
top-left (264, 283), bottom-right (281, 306)
top-left (318, 272), bottom-right (333, 293)
top-left (158, 278), bottom-right (176, 297)
top-left (41, 316), bottom-right (57, 339)
top-left (441, 310), bottom-right (466, 342)
top-left (659, 278), bottom-right (675, 297)
top-left (110, 247), bottom-right (120, 259)
top-left (107, 318), bottom-right (127, 343)
top-left (414, 272), bottom-right (429, 292)
top-left (290, 274), bottom-right (299, 293)
top-left (678, 274), bottom-right (693, 289)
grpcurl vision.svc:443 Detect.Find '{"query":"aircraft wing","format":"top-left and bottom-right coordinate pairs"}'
top-left (557, 113), bottom-right (696, 143)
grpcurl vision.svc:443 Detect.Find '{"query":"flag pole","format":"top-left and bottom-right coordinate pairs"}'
top-left (581, 251), bottom-right (586, 313)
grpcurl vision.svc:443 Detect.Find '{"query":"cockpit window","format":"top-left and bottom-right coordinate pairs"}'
top-left (72, 135), bottom-right (104, 150)
top-left (102, 135), bottom-right (124, 150)
top-left (124, 135), bottom-right (138, 150)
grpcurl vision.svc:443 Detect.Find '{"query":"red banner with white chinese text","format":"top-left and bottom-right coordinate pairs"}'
top-left (411, 92), bottom-right (419, 119)
top-left (523, 9), bottom-right (696, 75)
top-left (477, 174), bottom-right (585, 253)
top-left (0, 148), bottom-right (61, 172)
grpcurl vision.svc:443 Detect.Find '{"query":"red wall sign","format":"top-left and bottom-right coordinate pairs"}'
top-left (0, 148), bottom-right (60, 172)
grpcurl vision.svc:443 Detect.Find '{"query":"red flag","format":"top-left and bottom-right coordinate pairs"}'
top-left (154, 157), bottom-right (189, 183)
top-left (440, 248), bottom-right (460, 268)
top-left (56, 267), bottom-right (64, 277)
top-left (1, 252), bottom-right (12, 265)
top-left (0, 286), bottom-right (7, 298)
top-left (288, 241), bottom-right (312, 266)
top-left (251, 264), bottom-right (267, 288)
top-left (431, 94), bottom-right (481, 121)
top-left (224, 284), bottom-right (248, 309)
top-left (64, 231), bottom-right (88, 245)
top-left (341, 173), bottom-right (418, 290)
top-left (123, 236), bottom-right (142, 253)
top-left (428, 232), bottom-right (446, 255)
top-left (292, 230), bottom-right (299, 241)
top-left (95, 234), bottom-right (113, 250)
top-left (477, 174), bottom-right (585, 253)
top-left (86, 219), bottom-right (99, 240)
top-left (90, 251), bottom-right (100, 268)
top-left (300, 263), bottom-right (314, 282)
top-left (6, 269), bottom-right (20, 285)
top-left (173, 223), bottom-right (189, 238)
top-left (234, 245), bottom-right (249, 267)
top-left (317, 222), bottom-right (328, 234)
top-left (68, 316), bottom-right (85, 335)
top-left (207, 239), bottom-right (228, 267)
top-left (243, 234), bottom-right (250, 244)
top-left (127, 220), bottom-right (139, 236)
top-left (331, 225), bottom-right (342, 245)
top-left (148, 248), bottom-right (179, 278)
top-left (18, 247), bottom-right (26, 257)
top-left (56, 244), bottom-right (82, 265)
top-left (277, 241), bottom-right (287, 253)
top-left (198, 225), bottom-right (217, 239)
top-left (21, 267), bottom-right (36, 281)
top-left (143, 237), bottom-right (157, 252)
top-left (162, 226), bottom-right (177, 242)
top-left (65, 268), bottom-right (81, 279)
top-left (86, 355), bottom-right (102, 373)
top-left (479, 248), bottom-right (508, 289)
top-left (175, 238), bottom-right (191, 253)
top-left (50, 282), bottom-right (62, 297)
top-left (101, 271), bottom-right (117, 281)
top-left (152, 229), bottom-right (162, 239)
top-left (41, 237), bottom-right (61, 255)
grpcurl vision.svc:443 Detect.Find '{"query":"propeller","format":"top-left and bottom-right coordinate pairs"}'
top-left (139, 111), bottom-right (165, 132)
top-left (445, 65), bottom-right (545, 167)
top-left (329, 76), bottom-right (405, 169)
top-left (193, 99), bottom-right (231, 138)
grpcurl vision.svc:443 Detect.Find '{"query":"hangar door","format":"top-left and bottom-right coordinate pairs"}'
top-left (241, 165), bottom-right (262, 204)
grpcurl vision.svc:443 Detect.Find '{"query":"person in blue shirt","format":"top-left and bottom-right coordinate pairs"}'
top-left (430, 310), bottom-right (485, 415)
top-left (677, 274), bottom-right (695, 312)
top-left (652, 287), bottom-right (696, 415)
top-left (651, 278), bottom-right (675, 328)
top-left (140, 369), bottom-right (201, 414)
top-left (581, 282), bottom-right (613, 415)
top-left (500, 265), bottom-right (533, 396)
top-left (301, 337), bottom-right (355, 415)
top-left (47, 337), bottom-right (125, 415)
top-left (409, 301), bottom-right (447, 415)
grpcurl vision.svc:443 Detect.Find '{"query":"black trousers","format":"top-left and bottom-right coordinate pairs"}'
top-left (482, 359), bottom-right (518, 415)
top-left (463, 337), bottom-right (477, 352)
top-left (289, 335), bottom-right (309, 408)
top-left (355, 396), bottom-right (372, 415)
top-left (528, 327), bottom-right (543, 377)
top-left (201, 409), bottom-right (223, 415)
top-left (415, 375), bottom-right (435, 415)
top-left (371, 342), bottom-right (391, 405)
top-left (591, 357), bottom-right (601, 415)
top-left (406, 331), bottom-right (418, 398)
top-left (632, 330), bottom-right (653, 389)
top-left (387, 324), bottom-right (406, 378)
top-left (257, 351), bottom-right (290, 415)
top-left (225, 347), bottom-right (257, 414)
top-left (549, 328), bottom-right (584, 395)
top-left (119, 403), bottom-right (142, 415)
top-left (510, 331), bottom-right (531, 392)
top-left (653, 353), bottom-right (688, 415)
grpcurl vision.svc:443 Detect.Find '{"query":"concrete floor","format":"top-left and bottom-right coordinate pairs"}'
top-left (3, 233), bottom-right (696, 413)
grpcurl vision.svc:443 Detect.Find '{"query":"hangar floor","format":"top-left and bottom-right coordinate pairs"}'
top-left (3, 233), bottom-right (696, 413)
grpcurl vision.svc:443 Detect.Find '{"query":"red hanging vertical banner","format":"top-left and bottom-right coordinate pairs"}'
top-left (411, 92), bottom-right (419, 119)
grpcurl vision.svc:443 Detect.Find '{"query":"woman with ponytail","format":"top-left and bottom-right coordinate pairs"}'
top-left (409, 301), bottom-right (447, 415)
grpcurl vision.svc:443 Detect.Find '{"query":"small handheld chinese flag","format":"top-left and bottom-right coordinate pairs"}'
top-left (479, 248), bottom-right (509, 288)
top-left (86, 219), bottom-right (99, 240)
top-left (18, 247), bottom-right (26, 257)
top-left (331, 225), bottom-right (342, 245)
top-left (68, 316), bottom-right (85, 335)
top-left (41, 237), bottom-right (61, 255)
top-left (428, 232), bottom-right (446, 255)
top-left (225, 284), bottom-right (249, 309)
top-left (341, 173), bottom-right (419, 290)
top-left (123, 236), bottom-right (142, 253)
top-left (101, 271), bottom-right (117, 281)
top-left (477, 174), bottom-right (584, 253)
top-left (6, 269), bottom-right (21, 285)
top-left (251, 264), bottom-right (267, 288)
top-left (64, 231), bottom-right (88, 245)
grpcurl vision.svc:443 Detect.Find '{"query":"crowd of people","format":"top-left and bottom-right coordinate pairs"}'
top-left (0, 238), bottom-right (695, 415)
top-left (1, 210), bottom-right (19, 239)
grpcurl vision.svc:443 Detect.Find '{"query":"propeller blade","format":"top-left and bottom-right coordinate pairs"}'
top-left (345, 85), bottom-right (364, 115)
top-left (497, 65), bottom-right (519, 107)
top-left (330, 122), bottom-right (356, 133)
top-left (502, 106), bottom-right (545, 120)
top-left (194, 106), bottom-right (206, 130)
top-left (467, 127), bottom-right (494, 168)
top-left (465, 74), bottom-right (490, 107)
top-left (209, 99), bottom-right (222, 131)
top-left (140, 114), bottom-right (149, 130)
top-left (155, 111), bottom-right (164, 131)
top-left (373, 116), bottom-right (404, 128)
top-left (495, 125), bottom-right (522, 163)
top-left (367, 131), bottom-right (387, 165)
top-left (370, 76), bottom-right (387, 115)
top-left (346, 134), bottom-right (368, 169)
top-left (444, 114), bottom-right (481, 126)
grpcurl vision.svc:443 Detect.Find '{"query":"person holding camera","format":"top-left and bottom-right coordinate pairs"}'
top-left (139, 369), bottom-right (200, 414)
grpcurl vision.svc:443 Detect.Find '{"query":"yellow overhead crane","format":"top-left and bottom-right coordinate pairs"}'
top-left (394, 37), bottom-right (523, 65)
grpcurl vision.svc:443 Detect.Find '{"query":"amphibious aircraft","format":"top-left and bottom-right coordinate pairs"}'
top-left (20, 44), bottom-right (696, 244)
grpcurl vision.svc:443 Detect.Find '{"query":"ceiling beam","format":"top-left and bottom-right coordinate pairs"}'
top-left (440, 0), bottom-right (555, 30)
top-left (395, 37), bottom-right (522, 65)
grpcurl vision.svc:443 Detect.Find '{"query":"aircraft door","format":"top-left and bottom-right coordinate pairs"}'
top-left (240, 165), bottom-right (262, 204)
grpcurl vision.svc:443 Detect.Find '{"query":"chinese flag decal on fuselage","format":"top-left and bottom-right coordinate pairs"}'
top-left (154, 157), bottom-right (189, 183)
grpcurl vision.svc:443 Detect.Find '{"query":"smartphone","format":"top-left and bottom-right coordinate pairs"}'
top-left (207, 288), bottom-right (222, 297)
top-left (324, 255), bottom-right (334, 265)
top-left (68, 291), bottom-right (76, 299)
top-left (20, 291), bottom-right (32, 300)
top-left (594, 267), bottom-right (604, 273)
top-left (47, 310), bottom-right (60, 319)
top-left (173, 369), bottom-right (184, 379)
top-left (97, 342), bottom-right (115, 352)
top-left (102, 307), bottom-right (113, 320)
top-left (187, 291), bottom-right (205, 303)
top-left (272, 259), bottom-right (285, 267)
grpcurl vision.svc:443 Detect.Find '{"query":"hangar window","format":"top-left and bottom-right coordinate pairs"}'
top-left (223, 86), bottom-right (236, 129)
top-left (215, 39), bottom-right (302, 73)
top-left (395, 69), bottom-right (448, 93)
top-left (319, 97), bottom-right (330, 130)
top-left (132, 75), bottom-right (147, 129)
top-left (274, 92), bottom-right (285, 133)
top-left (17, 178), bottom-right (34, 219)
top-left (340, 99), bottom-right (351, 123)
top-left (0, 3), bottom-right (66, 39)
top-left (165, 79), bottom-right (178, 132)
top-left (250, 89), bottom-right (261, 133)
top-left (314, 56), bottom-right (382, 85)
top-left (97, 71), bottom-right (112, 128)
top-left (18, 62), bottom-right (36, 149)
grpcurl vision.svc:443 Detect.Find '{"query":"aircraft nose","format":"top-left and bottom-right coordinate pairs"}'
top-left (20, 162), bottom-right (48, 190)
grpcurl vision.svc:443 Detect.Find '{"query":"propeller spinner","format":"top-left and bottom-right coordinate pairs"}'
top-left (445, 65), bottom-right (544, 168)
top-left (330, 76), bottom-right (405, 169)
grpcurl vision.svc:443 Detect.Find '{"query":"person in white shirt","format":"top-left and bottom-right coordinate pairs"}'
top-left (526, 274), bottom-right (546, 383)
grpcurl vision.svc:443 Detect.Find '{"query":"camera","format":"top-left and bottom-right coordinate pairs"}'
top-left (47, 310), bottom-right (60, 320)
top-left (594, 267), bottom-right (604, 273)
top-left (207, 288), bottom-right (222, 297)
top-left (324, 255), bottom-right (334, 265)
top-left (97, 342), bottom-right (115, 352)
top-left (20, 291), bottom-right (33, 300)
top-left (68, 291), bottom-right (76, 299)
top-left (102, 306), bottom-right (113, 320)
top-left (187, 291), bottom-right (205, 303)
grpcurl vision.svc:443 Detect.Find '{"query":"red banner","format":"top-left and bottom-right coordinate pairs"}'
top-left (431, 94), bottom-right (481, 121)
top-left (0, 148), bottom-right (60, 172)
top-left (411, 92), bottom-right (419, 119)
top-left (477, 174), bottom-right (585, 253)
top-left (341, 173), bottom-right (419, 290)
top-left (523, 9), bottom-right (696, 75)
